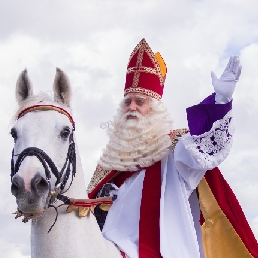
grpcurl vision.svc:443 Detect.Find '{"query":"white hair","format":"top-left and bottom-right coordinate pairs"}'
top-left (98, 97), bottom-right (173, 171)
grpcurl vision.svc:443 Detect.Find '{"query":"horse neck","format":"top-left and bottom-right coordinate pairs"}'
top-left (61, 142), bottom-right (88, 199)
top-left (30, 143), bottom-right (121, 258)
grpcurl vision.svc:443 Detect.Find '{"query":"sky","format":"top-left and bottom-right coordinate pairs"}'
top-left (0, 0), bottom-right (258, 257)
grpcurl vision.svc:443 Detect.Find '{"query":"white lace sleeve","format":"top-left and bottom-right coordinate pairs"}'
top-left (180, 110), bottom-right (234, 169)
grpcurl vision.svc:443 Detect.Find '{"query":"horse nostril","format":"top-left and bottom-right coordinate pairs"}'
top-left (37, 178), bottom-right (48, 190)
top-left (11, 175), bottom-right (24, 197)
top-left (31, 173), bottom-right (49, 192)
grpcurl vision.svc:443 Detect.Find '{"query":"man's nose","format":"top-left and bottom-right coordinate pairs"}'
top-left (128, 101), bottom-right (137, 111)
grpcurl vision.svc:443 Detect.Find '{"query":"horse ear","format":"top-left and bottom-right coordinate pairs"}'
top-left (53, 68), bottom-right (71, 107)
top-left (16, 69), bottom-right (34, 105)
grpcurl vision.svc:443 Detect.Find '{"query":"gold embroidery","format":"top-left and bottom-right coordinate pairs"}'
top-left (124, 87), bottom-right (161, 100)
top-left (169, 128), bottom-right (189, 151)
top-left (87, 165), bottom-right (113, 194)
top-left (126, 39), bottom-right (165, 89)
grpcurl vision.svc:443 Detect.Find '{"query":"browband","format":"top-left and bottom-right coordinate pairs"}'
top-left (17, 105), bottom-right (75, 129)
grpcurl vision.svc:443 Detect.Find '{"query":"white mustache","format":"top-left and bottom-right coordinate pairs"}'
top-left (124, 111), bottom-right (142, 119)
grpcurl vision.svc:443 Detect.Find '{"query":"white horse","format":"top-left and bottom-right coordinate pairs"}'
top-left (10, 69), bottom-right (122, 258)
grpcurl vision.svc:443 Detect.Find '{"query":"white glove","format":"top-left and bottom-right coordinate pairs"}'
top-left (211, 56), bottom-right (242, 104)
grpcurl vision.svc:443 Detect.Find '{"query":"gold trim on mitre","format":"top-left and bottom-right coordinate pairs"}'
top-left (124, 87), bottom-right (162, 100)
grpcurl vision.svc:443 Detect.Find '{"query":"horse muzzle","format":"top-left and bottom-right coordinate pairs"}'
top-left (11, 173), bottom-right (50, 214)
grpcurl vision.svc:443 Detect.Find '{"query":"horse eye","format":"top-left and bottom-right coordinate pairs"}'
top-left (60, 127), bottom-right (70, 139)
top-left (10, 128), bottom-right (17, 141)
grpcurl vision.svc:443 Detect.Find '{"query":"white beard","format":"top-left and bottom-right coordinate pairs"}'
top-left (98, 99), bottom-right (173, 171)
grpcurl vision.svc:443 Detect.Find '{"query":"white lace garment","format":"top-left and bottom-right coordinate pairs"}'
top-left (181, 110), bottom-right (234, 169)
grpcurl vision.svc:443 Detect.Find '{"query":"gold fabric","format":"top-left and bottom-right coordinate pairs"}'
top-left (198, 178), bottom-right (253, 258)
top-left (66, 205), bottom-right (95, 217)
top-left (66, 205), bottom-right (78, 213)
top-left (155, 52), bottom-right (166, 77)
top-left (99, 204), bottom-right (112, 211)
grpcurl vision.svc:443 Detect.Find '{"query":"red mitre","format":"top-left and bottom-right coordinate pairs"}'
top-left (124, 38), bottom-right (167, 101)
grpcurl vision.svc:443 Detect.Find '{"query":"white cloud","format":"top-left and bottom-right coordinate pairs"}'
top-left (250, 216), bottom-right (258, 240)
top-left (1, 0), bottom-right (258, 256)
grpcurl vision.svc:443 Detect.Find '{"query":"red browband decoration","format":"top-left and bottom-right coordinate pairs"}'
top-left (17, 105), bottom-right (75, 128)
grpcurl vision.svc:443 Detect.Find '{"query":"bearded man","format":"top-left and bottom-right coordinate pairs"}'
top-left (87, 39), bottom-right (258, 258)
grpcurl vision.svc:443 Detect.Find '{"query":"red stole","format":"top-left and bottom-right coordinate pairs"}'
top-left (139, 161), bottom-right (162, 258)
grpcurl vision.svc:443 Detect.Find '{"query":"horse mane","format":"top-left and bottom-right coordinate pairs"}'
top-left (11, 92), bottom-right (72, 125)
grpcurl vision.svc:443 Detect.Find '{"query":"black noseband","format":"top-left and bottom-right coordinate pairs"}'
top-left (11, 132), bottom-right (76, 200)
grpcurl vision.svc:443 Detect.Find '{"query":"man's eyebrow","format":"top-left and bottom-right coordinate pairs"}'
top-left (124, 95), bottom-right (147, 101)
top-left (124, 95), bottom-right (131, 100)
top-left (135, 95), bottom-right (147, 99)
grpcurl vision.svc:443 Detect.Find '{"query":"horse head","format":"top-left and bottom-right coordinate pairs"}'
top-left (10, 68), bottom-right (76, 220)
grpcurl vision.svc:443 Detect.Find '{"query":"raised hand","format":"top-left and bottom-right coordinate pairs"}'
top-left (211, 56), bottom-right (242, 104)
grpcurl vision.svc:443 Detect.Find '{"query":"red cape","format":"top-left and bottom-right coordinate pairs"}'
top-left (89, 167), bottom-right (258, 257)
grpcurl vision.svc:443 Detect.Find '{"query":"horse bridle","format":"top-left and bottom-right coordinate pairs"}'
top-left (11, 104), bottom-right (76, 205)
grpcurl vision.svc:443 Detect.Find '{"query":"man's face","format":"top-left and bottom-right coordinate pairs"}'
top-left (123, 93), bottom-right (150, 119)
